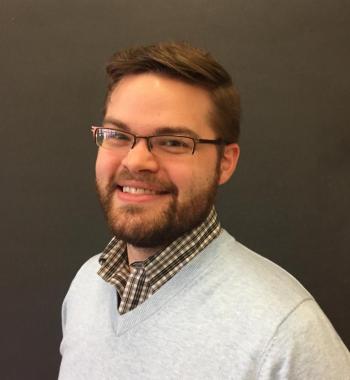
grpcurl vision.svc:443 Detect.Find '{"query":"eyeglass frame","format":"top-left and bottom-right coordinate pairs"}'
top-left (91, 126), bottom-right (227, 155)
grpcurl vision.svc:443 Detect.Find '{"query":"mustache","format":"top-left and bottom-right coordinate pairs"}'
top-left (108, 169), bottom-right (178, 195)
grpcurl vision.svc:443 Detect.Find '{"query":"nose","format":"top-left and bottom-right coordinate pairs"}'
top-left (121, 138), bottom-right (160, 173)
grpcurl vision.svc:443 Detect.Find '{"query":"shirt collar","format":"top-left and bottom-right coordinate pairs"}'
top-left (98, 207), bottom-right (221, 290)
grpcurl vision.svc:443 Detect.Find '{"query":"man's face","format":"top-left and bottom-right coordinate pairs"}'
top-left (96, 73), bottom-right (235, 248)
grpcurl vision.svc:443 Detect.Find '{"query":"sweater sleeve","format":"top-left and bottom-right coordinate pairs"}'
top-left (257, 299), bottom-right (350, 379)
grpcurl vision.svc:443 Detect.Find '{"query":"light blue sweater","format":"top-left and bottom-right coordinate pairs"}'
top-left (59, 231), bottom-right (350, 379)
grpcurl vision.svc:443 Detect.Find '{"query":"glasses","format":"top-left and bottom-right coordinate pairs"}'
top-left (91, 127), bottom-right (226, 156)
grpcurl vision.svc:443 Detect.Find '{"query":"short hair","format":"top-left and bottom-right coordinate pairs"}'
top-left (105, 42), bottom-right (240, 143)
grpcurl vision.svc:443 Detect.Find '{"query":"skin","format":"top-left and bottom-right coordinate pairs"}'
top-left (95, 73), bottom-right (240, 264)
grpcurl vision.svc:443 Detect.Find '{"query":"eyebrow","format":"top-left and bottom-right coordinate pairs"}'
top-left (102, 118), bottom-right (200, 139)
top-left (155, 127), bottom-right (199, 139)
top-left (103, 118), bottom-right (130, 132)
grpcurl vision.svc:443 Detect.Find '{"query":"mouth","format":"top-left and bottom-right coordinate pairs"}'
top-left (113, 182), bottom-right (173, 204)
top-left (118, 185), bottom-right (169, 195)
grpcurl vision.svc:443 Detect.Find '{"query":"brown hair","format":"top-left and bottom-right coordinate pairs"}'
top-left (105, 42), bottom-right (240, 143)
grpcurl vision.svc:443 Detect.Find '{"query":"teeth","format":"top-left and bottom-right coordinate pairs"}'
top-left (122, 186), bottom-right (157, 195)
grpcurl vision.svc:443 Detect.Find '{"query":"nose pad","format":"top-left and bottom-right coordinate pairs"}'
top-left (122, 137), bottom-right (159, 172)
top-left (146, 138), bottom-right (153, 152)
top-left (131, 137), bottom-right (153, 152)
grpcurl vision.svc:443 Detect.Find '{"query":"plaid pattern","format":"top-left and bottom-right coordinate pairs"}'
top-left (98, 207), bottom-right (221, 314)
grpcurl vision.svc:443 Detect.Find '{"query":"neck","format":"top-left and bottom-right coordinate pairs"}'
top-left (127, 244), bottom-right (164, 265)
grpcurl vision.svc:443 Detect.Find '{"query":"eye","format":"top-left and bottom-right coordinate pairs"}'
top-left (165, 139), bottom-right (187, 147)
top-left (154, 136), bottom-right (193, 154)
top-left (101, 129), bottom-right (133, 147)
top-left (109, 130), bottom-right (131, 141)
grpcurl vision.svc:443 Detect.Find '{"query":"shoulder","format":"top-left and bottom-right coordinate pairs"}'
top-left (61, 254), bottom-right (106, 310)
top-left (210, 230), bottom-right (312, 309)
top-left (257, 298), bottom-right (350, 378)
top-left (201, 230), bottom-right (318, 333)
top-left (207, 231), bottom-right (350, 376)
top-left (61, 254), bottom-right (114, 332)
top-left (71, 254), bottom-right (101, 282)
top-left (63, 253), bottom-right (107, 300)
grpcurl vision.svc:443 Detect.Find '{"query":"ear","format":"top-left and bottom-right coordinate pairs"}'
top-left (218, 143), bottom-right (240, 185)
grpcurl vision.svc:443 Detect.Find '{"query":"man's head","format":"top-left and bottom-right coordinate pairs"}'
top-left (95, 42), bottom-right (240, 248)
top-left (104, 42), bottom-right (240, 145)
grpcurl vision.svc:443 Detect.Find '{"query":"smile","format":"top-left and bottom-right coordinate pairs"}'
top-left (122, 186), bottom-right (158, 195)
top-left (116, 185), bottom-right (170, 204)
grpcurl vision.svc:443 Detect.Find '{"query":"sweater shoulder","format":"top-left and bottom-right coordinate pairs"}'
top-left (61, 253), bottom-right (113, 334)
top-left (74, 254), bottom-right (101, 280)
top-left (210, 231), bottom-right (313, 312)
top-left (62, 254), bottom-right (103, 305)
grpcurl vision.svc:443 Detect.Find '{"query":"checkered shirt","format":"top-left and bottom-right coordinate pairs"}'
top-left (97, 207), bottom-right (221, 314)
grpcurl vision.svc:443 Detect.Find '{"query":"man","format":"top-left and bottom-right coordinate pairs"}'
top-left (59, 42), bottom-right (349, 379)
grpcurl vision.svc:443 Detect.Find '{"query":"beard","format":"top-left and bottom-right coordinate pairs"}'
top-left (96, 168), bottom-right (219, 248)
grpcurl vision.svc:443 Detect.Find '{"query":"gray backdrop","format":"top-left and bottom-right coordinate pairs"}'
top-left (1, 1), bottom-right (349, 379)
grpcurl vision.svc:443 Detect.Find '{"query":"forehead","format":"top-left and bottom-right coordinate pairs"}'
top-left (105, 73), bottom-right (215, 137)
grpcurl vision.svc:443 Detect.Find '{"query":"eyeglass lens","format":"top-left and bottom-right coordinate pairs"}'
top-left (96, 129), bottom-right (195, 155)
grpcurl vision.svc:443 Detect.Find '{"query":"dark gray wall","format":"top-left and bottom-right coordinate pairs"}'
top-left (1, 1), bottom-right (349, 378)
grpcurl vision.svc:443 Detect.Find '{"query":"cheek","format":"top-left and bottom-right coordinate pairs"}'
top-left (177, 159), bottom-right (219, 195)
top-left (169, 164), bottom-right (210, 196)
top-left (95, 150), bottom-right (120, 181)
